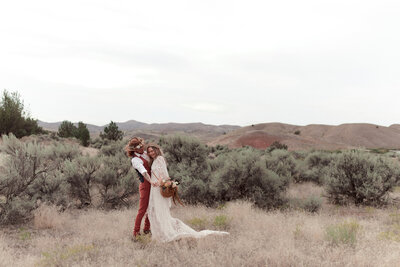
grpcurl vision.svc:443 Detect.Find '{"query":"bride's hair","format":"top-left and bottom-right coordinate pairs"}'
top-left (146, 144), bottom-right (165, 166)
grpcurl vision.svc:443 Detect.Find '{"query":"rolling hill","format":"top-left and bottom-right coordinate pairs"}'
top-left (38, 120), bottom-right (240, 142)
top-left (38, 120), bottom-right (400, 150)
top-left (208, 122), bottom-right (400, 150)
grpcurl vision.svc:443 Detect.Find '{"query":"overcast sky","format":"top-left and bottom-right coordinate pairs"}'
top-left (1, 0), bottom-right (399, 126)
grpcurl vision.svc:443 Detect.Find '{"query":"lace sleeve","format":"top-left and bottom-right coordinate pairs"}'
top-left (151, 156), bottom-right (170, 181)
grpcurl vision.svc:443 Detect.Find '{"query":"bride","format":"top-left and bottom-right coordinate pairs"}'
top-left (146, 144), bottom-right (229, 242)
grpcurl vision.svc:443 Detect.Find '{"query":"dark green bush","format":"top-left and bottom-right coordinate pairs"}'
top-left (95, 153), bottom-right (139, 208)
top-left (294, 151), bottom-right (335, 184)
top-left (0, 90), bottom-right (44, 138)
top-left (90, 137), bottom-right (110, 149)
top-left (325, 151), bottom-right (400, 205)
top-left (302, 196), bottom-right (322, 213)
top-left (159, 135), bottom-right (212, 205)
top-left (210, 144), bottom-right (231, 156)
top-left (211, 148), bottom-right (290, 209)
top-left (265, 149), bottom-right (297, 181)
top-left (159, 136), bottom-right (290, 209)
top-left (63, 156), bottom-right (101, 207)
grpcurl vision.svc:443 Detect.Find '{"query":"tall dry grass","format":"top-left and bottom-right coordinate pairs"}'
top-left (1, 196), bottom-right (400, 266)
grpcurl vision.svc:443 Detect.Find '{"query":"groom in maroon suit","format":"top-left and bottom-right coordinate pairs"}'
top-left (125, 137), bottom-right (156, 239)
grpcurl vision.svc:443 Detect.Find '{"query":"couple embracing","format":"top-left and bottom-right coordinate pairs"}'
top-left (125, 137), bottom-right (229, 243)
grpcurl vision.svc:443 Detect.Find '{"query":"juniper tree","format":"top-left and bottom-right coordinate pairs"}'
top-left (57, 120), bottom-right (77, 138)
top-left (75, 121), bottom-right (90, 147)
top-left (100, 121), bottom-right (123, 141)
top-left (0, 90), bottom-right (43, 137)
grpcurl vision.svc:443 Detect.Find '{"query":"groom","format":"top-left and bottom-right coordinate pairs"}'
top-left (126, 137), bottom-right (155, 239)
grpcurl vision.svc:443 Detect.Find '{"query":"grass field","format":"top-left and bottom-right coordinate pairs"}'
top-left (1, 184), bottom-right (400, 267)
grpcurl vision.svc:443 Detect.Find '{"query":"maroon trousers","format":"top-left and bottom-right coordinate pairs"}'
top-left (133, 180), bottom-right (151, 235)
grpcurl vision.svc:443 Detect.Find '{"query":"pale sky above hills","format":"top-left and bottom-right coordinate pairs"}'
top-left (0, 0), bottom-right (399, 127)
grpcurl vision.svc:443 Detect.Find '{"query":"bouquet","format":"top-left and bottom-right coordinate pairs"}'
top-left (159, 179), bottom-right (184, 206)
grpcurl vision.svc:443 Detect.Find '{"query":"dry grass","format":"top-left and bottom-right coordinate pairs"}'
top-left (33, 204), bottom-right (70, 230)
top-left (1, 195), bottom-right (400, 267)
top-left (286, 182), bottom-right (325, 200)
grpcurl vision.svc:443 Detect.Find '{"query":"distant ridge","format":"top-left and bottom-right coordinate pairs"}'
top-left (38, 120), bottom-right (240, 142)
top-left (209, 122), bottom-right (400, 150)
top-left (38, 120), bottom-right (400, 150)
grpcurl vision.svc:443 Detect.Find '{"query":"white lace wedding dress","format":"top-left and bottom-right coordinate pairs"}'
top-left (147, 156), bottom-right (229, 242)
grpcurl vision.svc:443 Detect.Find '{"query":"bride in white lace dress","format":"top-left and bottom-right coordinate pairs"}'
top-left (146, 144), bottom-right (229, 242)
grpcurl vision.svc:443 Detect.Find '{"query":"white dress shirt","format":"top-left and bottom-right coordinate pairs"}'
top-left (131, 152), bottom-right (150, 175)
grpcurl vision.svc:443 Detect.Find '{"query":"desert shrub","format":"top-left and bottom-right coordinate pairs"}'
top-left (213, 214), bottom-right (230, 230)
top-left (211, 148), bottom-right (290, 209)
top-left (95, 148), bottom-right (139, 208)
top-left (294, 130), bottom-right (301, 135)
top-left (265, 149), bottom-right (298, 181)
top-left (187, 217), bottom-right (208, 230)
top-left (99, 140), bottom-right (126, 157)
top-left (27, 170), bottom-right (70, 208)
top-left (286, 194), bottom-right (322, 213)
top-left (159, 135), bottom-right (209, 166)
top-left (0, 134), bottom-right (80, 224)
top-left (325, 151), bottom-right (400, 205)
top-left (291, 150), bottom-right (308, 160)
top-left (159, 135), bottom-right (212, 205)
top-left (36, 243), bottom-right (96, 266)
top-left (302, 196), bottom-right (322, 213)
top-left (48, 142), bottom-right (81, 162)
top-left (210, 144), bottom-right (231, 156)
top-left (294, 151), bottom-right (335, 184)
top-left (90, 137), bottom-right (111, 149)
top-left (63, 156), bottom-right (101, 207)
top-left (159, 136), bottom-right (290, 209)
top-left (379, 224), bottom-right (400, 242)
top-left (369, 148), bottom-right (390, 154)
top-left (266, 141), bottom-right (288, 152)
top-left (325, 220), bottom-right (361, 246)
